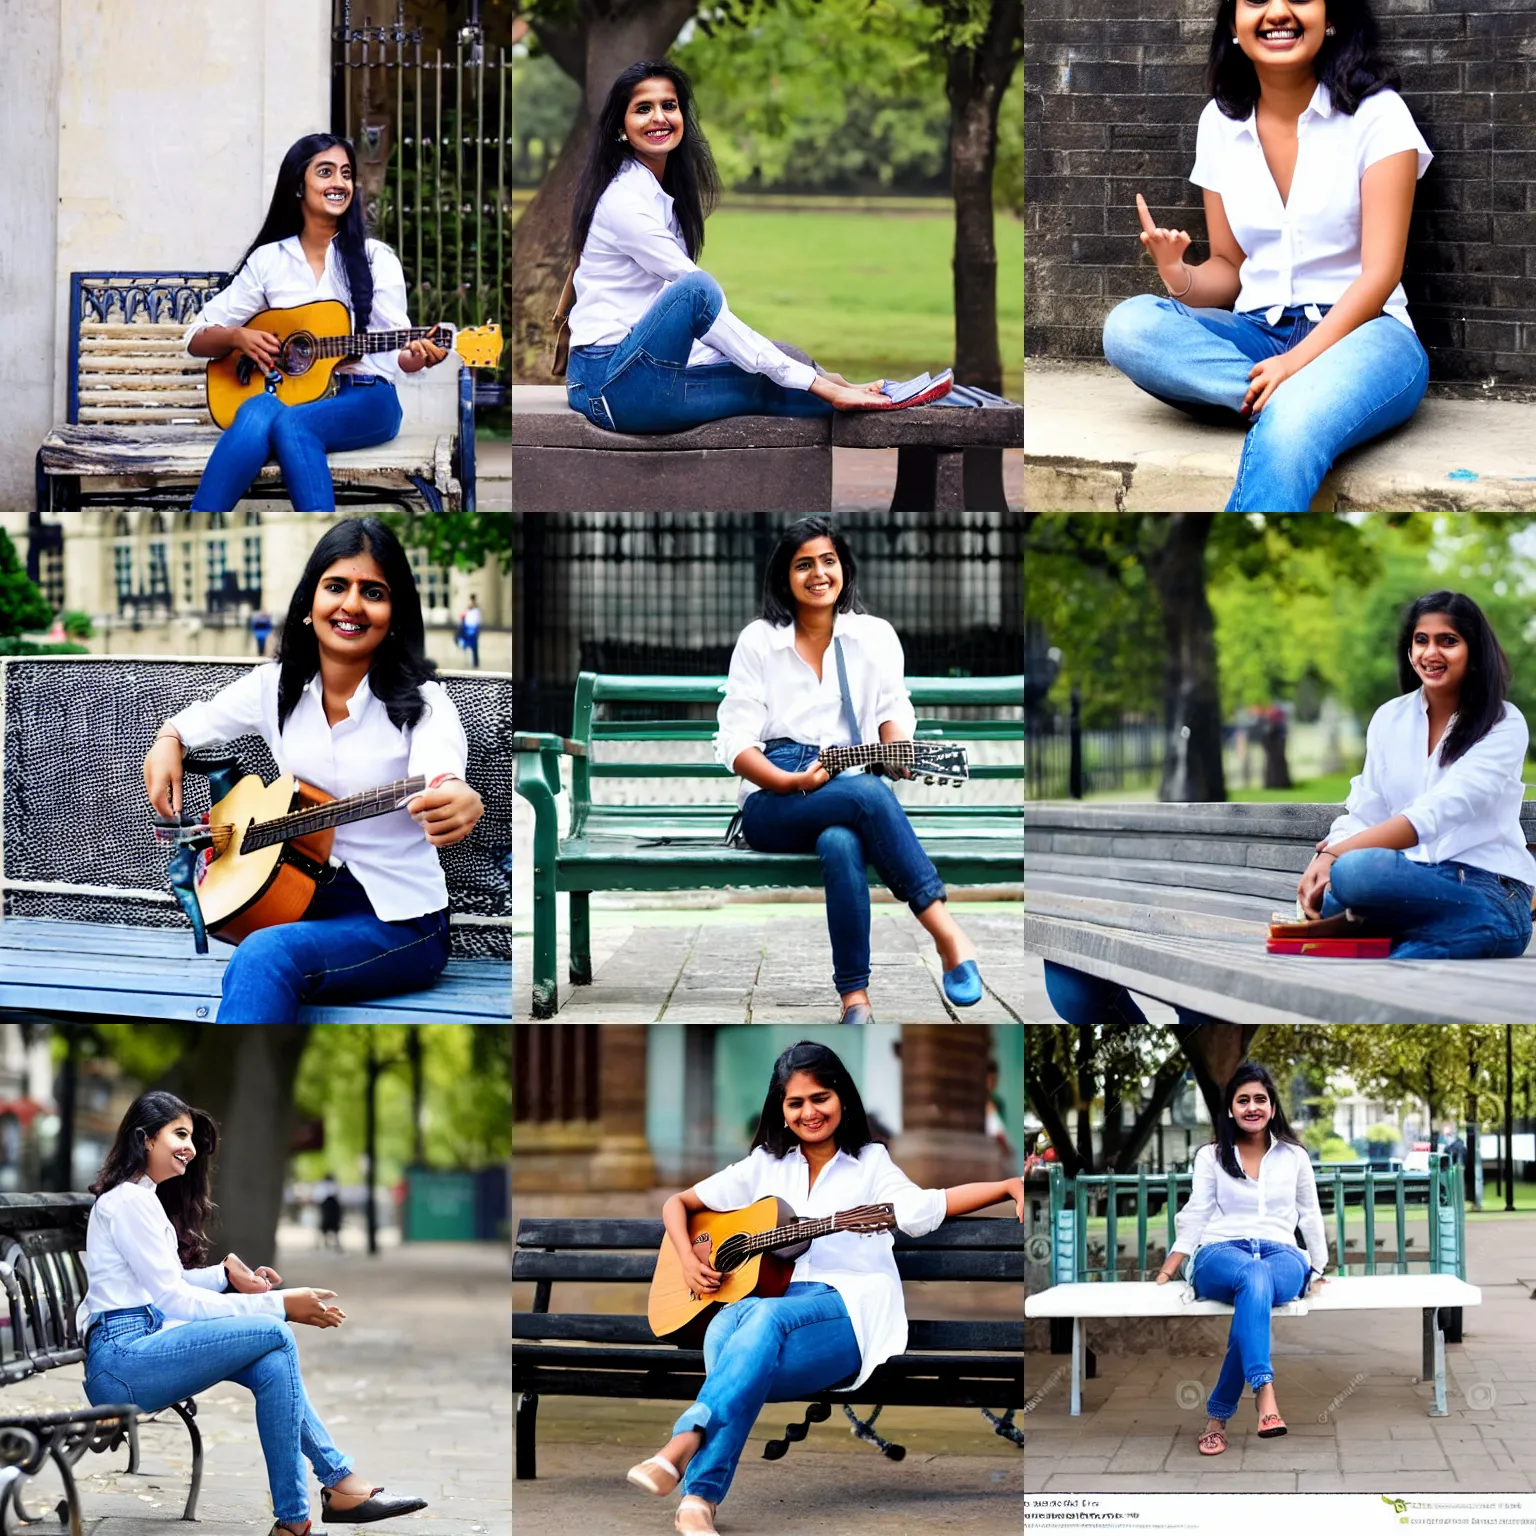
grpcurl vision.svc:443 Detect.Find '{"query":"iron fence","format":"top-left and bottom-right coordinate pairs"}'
top-left (512, 513), bottom-right (1024, 736)
top-left (1026, 713), bottom-right (1163, 800)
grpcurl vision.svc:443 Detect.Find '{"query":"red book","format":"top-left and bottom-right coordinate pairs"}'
top-left (1265, 936), bottom-right (1393, 958)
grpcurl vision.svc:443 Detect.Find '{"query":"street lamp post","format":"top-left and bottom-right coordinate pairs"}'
top-left (1506, 1024), bottom-right (1516, 1215)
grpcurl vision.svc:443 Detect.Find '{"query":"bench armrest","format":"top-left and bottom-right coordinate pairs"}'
top-left (512, 733), bottom-right (588, 759)
top-left (459, 365), bottom-right (476, 512)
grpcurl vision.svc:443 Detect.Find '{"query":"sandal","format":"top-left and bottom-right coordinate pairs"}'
top-left (675, 1496), bottom-right (719, 1535)
top-left (1197, 1426), bottom-right (1228, 1456)
top-left (627, 1454), bottom-right (682, 1496)
top-left (1257, 1412), bottom-right (1288, 1438)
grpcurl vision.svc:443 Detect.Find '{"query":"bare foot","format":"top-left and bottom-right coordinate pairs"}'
top-left (323, 1473), bottom-right (377, 1510)
top-left (936, 931), bottom-right (977, 971)
top-left (1255, 1383), bottom-right (1279, 1420)
top-left (658, 1429), bottom-right (701, 1476)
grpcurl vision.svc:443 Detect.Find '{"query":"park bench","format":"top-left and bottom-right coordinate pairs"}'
top-left (1024, 1159), bottom-right (1479, 1418)
top-left (0, 656), bottom-right (511, 1023)
top-left (514, 671), bottom-right (1025, 1017)
top-left (0, 1194), bottom-right (200, 1535)
top-left (1023, 801), bottom-right (1536, 1024)
top-left (509, 383), bottom-right (1022, 513)
top-left (512, 1212), bottom-right (1024, 1479)
top-left (35, 271), bottom-right (481, 513)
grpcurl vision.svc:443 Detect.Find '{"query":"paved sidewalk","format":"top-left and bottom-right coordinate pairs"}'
top-left (479, 440), bottom-right (509, 511)
top-left (0, 1237), bottom-right (510, 1535)
top-left (1024, 359), bottom-right (1536, 512)
top-left (1025, 1214), bottom-right (1536, 1493)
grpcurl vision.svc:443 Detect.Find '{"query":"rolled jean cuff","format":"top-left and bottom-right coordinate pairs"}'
top-left (672, 1401), bottom-right (713, 1438)
top-left (1247, 1370), bottom-right (1274, 1391)
top-left (314, 1454), bottom-right (354, 1489)
top-left (906, 876), bottom-right (947, 915)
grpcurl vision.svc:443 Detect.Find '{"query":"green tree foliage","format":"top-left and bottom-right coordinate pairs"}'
top-left (381, 511), bottom-right (512, 572)
top-left (0, 529), bottom-right (53, 641)
top-left (993, 69), bottom-right (1022, 217)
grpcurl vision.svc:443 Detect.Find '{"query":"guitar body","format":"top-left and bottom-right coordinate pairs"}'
top-left (647, 1197), bottom-right (805, 1348)
top-left (196, 773), bottom-right (336, 944)
top-left (205, 301), bottom-right (354, 426)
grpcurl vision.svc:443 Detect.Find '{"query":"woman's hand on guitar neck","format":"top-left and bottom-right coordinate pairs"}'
top-left (406, 777), bottom-right (485, 847)
top-left (143, 732), bottom-right (186, 818)
top-left (786, 764), bottom-right (830, 794)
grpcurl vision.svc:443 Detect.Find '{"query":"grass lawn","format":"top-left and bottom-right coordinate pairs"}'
top-left (1227, 772), bottom-right (1360, 804)
top-left (682, 207), bottom-right (1023, 402)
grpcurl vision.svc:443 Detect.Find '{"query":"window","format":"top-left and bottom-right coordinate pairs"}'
top-left (147, 540), bottom-right (169, 599)
top-left (113, 543), bottom-right (133, 603)
top-left (180, 540), bottom-right (194, 607)
top-left (207, 539), bottom-right (227, 603)
top-left (39, 546), bottom-right (64, 612)
top-left (242, 535), bottom-right (262, 596)
top-left (208, 512), bottom-right (228, 530)
top-left (411, 550), bottom-right (453, 618)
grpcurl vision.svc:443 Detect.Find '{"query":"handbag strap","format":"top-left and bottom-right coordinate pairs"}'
top-left (550, 260), bottom-right (578, 378)
top-left (833, 636), bottom-right (860, 745)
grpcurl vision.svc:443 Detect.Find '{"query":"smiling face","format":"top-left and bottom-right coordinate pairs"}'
top-left (144, 1115), bottom-right (196, 1184)
top-left (1230, 1080), bottom-right (1275, 1138)
top-left (310, 550), bottom-right (392, 665)
top-left (301, 146), bottom-right (354, 229)
top-left (788, 536), bottom-right (843, 615)
top-left (1409, 612), bottom-right (1469, 699)
top-left (783, 1070), bottom-right (843, 1149)
top-left (1233, 0), bottom-right (1330, 74)
top-left (622, 76), bottom-right (684, 169)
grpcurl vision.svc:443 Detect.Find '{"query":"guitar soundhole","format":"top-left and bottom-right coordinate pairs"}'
top-left (714, 1236), bottom-right (748, 1273)
top-left (281, 332), bottom-right (318, 376)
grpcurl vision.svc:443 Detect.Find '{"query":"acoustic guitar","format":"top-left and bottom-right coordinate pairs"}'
top-left (819, 741), bottom-right (969, 787)
top-left (647, 1198), bottom-right (896, 1347)
top-left (204, 300), bottom-right (505, 427)
top-left (153, 771), bottom-right (426, 943)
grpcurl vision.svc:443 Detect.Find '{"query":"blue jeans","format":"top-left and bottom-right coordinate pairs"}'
top-left (1188, 1240), bottom-right (1310, 1420)
top-left (1102, 294), bottom-right (1430, 512)
top-left (739, 743), bottom-right (947, 995)
top-left (217, 867), bottom-right (450, 1024)
top-left (83, 1305), bottom-right (351, 1524)
top-left (192, 375), bottom-right (403, 512)
top-left (1320, 849), bottom-right (1534, 959)
top-left (1041, 960), bottom-right (1225, 1030)
top-left (673, 1283), bottom-right (861, 1505)
top-left (565, 271), bottom-right (831, 434)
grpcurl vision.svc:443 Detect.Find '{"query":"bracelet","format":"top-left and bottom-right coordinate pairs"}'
top-left (154, 726), bottom-right (182, 744)
top-left (1165, 264), bottom-right (1194, 299)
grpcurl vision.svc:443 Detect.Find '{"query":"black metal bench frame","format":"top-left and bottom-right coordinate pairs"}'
top-left (512, 1214), bottom-right (1024, 1480)
top-left (0, 1194), bottom-right (201, 1535)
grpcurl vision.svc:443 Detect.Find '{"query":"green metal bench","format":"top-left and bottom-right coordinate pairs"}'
top-left (514, 671), bottom-right (1024, 1018)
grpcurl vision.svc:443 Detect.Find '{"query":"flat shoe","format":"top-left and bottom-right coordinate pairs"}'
top-left (675, 1497), bottom-right (719, 1536)
top-left (627, 1454), bottom-right (682, 1496)
top-left (942, 959), bottom-right (983, 1007)
top-left (838, 1003), bottom-right (873, 1026)
top-left (320, 1487), bottom-right (428, 1523)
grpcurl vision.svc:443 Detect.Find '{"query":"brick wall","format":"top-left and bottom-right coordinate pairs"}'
top-left (1025, 0), bottom-right (1536, 384)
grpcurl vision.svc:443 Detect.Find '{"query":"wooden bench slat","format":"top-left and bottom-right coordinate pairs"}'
top-left (512, 1313), bottom-right (1025, 1348)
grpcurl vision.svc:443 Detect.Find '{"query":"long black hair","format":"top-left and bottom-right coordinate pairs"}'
top-left (759, 518), bottom-right (868, 628)
top-left (276, 517), bottom-right (438, 732)
top-left (1395, 590), bottom-right (1511, 767)
top-left (751, 1042), bottom-right (874, 1160)
top-left (91, 1091), bottom-right (219, 1267)
top-left (1207, 0), bottom-right (1399, 118)
top-left (1211, 1063), bottom-right (1305, 1180)
top-left (233, 133), bottom-right (375, 332)
top-left (570, 60), bottom-right (721, 261)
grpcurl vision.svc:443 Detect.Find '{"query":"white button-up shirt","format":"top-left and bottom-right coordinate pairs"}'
top-left (167, 662), bottom-right (468, 921)
top-left (1173, 1138), bottom-right (1328, 1274)
top-left (714, 613), bottom-right (918, 807)
top-left (77, 1175), bottom-right (287, 1335)
top-left (1191, 85), bottom-right (1431, 329)
top-left (568, 158), bottom-right (816, 391)
top-left (692, 1142), bottom-right (947, 1391)
top-left (1327, 690), bottom-right (1536, 886)
top-left (181, 236), bottom-right (412, 383)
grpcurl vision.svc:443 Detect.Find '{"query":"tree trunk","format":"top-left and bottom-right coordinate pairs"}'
top-left (1024, 1027), bottom-right (1080, 1175)
top-left (944, 1), bottom-right (1023, 394)
top-left (512, 0), bottom-right (700, 382)
top-left (1174, 1022), bottom-right (1258, 1124)
top-left (1149, 515), bottom-right (1226, 802)
top-left (166, 1026), bottom-right (311, 1267)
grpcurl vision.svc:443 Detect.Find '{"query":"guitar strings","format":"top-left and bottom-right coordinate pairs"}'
top-left (169, 776), bottom-right (424, 850)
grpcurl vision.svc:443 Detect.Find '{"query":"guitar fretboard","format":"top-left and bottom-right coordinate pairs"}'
top-left (241, 775), bottom-right (426, 852)
top-left (739, 1204), bottom-right (894, 1258)
top-left (822, 742), bottom-right (915, 769)
top-left (314, 327), bottom-right (446, 359)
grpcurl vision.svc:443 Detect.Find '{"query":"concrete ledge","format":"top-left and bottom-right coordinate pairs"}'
top-left (1025, 361), bottom-right (1536, 511)
top-left (511, 384), bottom-right (828, 449)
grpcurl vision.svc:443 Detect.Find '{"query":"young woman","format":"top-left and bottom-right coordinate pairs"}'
top-left (79, 1090), bottom-right (426, 1534)
top-left (564, 61), bottom-right (946, 435)
top-left (1296, 590), bottom-right (1535, 957)
top-left (183, 133), bottom-right (448, 513)
top-left (625, 1042), bottom-right (1024, 1536)
top-left (715, 518), bottom-right (983, 1024)
top-left (141, 518), bottom-right (484, 1023)
top-left (1101, 0), bottom-right (1432, 512)
top-left (1156, 1063), bottom-right (1327, 1455)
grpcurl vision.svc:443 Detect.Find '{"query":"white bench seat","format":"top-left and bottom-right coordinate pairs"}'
top-left (1026, 1275), bottom-right (1482, 1416)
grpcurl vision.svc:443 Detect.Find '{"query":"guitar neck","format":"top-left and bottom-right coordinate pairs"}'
top-left (742, 1215), bottom-right (841, 1258)
top-left (242, 775), bottom-right (426, 851)
top-left (824, 742), bottom-right (912, 770)
top-left (317, 327), bottom-right (443, 359)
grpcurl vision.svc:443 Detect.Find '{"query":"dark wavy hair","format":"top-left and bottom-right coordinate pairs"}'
top-left (759, 518), bottom-right (868, 627)
top-left (1211, 1063), bottom-right (1305, 1180)
top-left (751, 1042), bottom-right (874, 1160)
top-left (1207, 0), bottom-right (1399, 118)
top-left (276, 517), bottom-right (438, 732)
top-left (1395, 590), bottom-right (1511, 768)
top-left (570, 60), bottom-right (721, 261)
top-left (232, 133), bottom-right (376, 332)
top-left (91, 1091), bottom-right (219, 1267)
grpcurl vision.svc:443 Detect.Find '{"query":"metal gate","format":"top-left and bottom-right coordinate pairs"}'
top-left (331, 1), bottom-right (510, 405)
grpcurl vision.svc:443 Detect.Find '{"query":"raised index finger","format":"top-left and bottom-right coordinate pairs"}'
top-left (1135, 193), bottom-right (1158, 236)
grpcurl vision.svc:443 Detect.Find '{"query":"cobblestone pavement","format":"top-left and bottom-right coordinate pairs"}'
top-left (514, 905), bottom-right (1027, 1023)
top-left (0, 1234), bottom-right (510, 1535)
top-left (1025, 1214), bottom-right (1536, 1493)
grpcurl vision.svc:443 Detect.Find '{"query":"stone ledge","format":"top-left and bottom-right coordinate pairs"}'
top-left (1025, 360), bottom-right (1536, 512)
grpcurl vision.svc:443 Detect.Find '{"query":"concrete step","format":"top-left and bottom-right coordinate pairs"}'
top-left (1025, 360), bottom-right (1536, 512)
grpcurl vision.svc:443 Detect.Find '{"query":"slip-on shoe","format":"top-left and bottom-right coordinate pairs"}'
top-left (943, 960), bottom-right (983, 1007)
top-left (320, 1488), bottom-right (428, 1524)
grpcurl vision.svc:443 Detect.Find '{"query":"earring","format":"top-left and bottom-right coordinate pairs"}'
top-left (1232, 35), bottom-right (1239, 43)
top-left (303, 616), bottom-right (313, 626)
top-left (1325, 24), bottom-right (1335, 34)
top-left (617, 131), bottom-right (626, 141)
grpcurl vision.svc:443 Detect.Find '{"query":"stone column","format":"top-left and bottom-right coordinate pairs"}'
top-left (588, 1025), bottom-right (655, 1191)
top-left (891, 1025), bottom-right (1002, 1188)
top-left (512, 1023), bottom-right (600, 1193)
